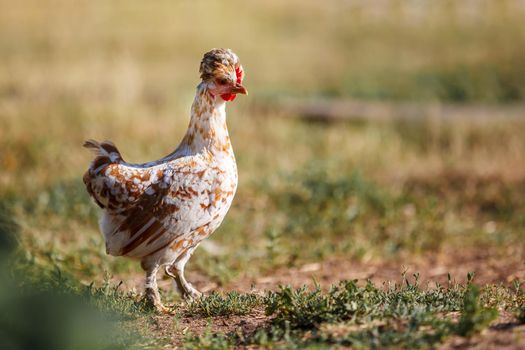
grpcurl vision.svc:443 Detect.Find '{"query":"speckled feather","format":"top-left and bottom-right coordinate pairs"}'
top-left (83, 49), bottom-right (242, 263)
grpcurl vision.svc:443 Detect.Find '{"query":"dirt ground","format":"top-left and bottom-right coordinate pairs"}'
top-left (118, 246), bottom-right (524, 294)
top-left (116, 246), bottom-right (525, 349)
top-left (443, 310), bottom-right (525, 350)
top-left (140, 308), bottom-right (525, 349)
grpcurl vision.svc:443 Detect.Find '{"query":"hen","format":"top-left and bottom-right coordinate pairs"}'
top-left (83, 48), bottom-right (247, 312)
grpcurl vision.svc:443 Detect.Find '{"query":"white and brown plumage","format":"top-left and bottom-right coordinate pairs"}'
top-left (83, 48), bottom-right (247, 311)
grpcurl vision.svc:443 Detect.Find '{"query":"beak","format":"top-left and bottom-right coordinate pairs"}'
top-left (230, 83), bottom-right (248, 95)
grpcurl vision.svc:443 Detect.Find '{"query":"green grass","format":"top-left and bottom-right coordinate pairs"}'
top-left (454, 285), bottom-right (498, 337)
top-left (182, 277), bottom-right (517, 349)
top-left (2, 239), bottom-right (523, 349)
top-left (183, 330), bottom-right (233, 350)
top-left (186, 291), bottom-right (262, 317)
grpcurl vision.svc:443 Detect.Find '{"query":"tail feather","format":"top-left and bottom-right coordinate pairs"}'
top-left (84, 139), bottom-right (124, 177)
top-left (83, 139), bottom-right (123, 163)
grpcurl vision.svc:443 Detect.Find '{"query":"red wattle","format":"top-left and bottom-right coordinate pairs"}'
top-left (221, 93), bottom-right (236, 101)
top-left (220, 66), bottom-right (243, 102)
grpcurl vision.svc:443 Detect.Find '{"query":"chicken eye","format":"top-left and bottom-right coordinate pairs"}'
top-left (216, 78), bottom-right (228, 86)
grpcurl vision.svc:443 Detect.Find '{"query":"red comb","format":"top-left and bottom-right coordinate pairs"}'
top-left (235, 66), bottom-right (243, 84)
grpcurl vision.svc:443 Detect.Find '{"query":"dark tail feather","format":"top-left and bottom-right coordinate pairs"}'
top-left (83, 139), bottom-right (123, 163)
top-left (83, 139), bottom-right (124, 176)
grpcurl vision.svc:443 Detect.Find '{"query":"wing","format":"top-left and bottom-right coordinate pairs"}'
top-left (85, 162), bottom-right (167, 212)
top-left (104, 155), bottom-right (217, 259)
top-left (83, 139), bottom-right (185, 212)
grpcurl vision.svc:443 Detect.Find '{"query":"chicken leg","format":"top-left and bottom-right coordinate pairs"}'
top-left (142, 261), bottom-right (170, 313)
top-left (165, 249), bottom-right (202, 300)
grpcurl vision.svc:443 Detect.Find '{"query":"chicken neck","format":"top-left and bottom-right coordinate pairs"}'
top-left (175, 83), bottom-right (233, 159)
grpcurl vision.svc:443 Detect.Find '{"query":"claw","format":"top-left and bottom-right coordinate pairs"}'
top-left (156, 304), bottom-right (174, 315)
top-left (165, 264), bottom-right (203, 300)
top-left (182, 285), bottom-right (202, 301)
top-left (145, 287), bottom-right (173, 314)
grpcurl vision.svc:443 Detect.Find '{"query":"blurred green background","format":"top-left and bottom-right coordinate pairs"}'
top-left (1, 0), bottom-right (525, 348)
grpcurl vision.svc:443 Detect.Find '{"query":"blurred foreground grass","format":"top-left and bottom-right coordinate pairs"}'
top-left (1, 0), bottom-right (525, 348)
